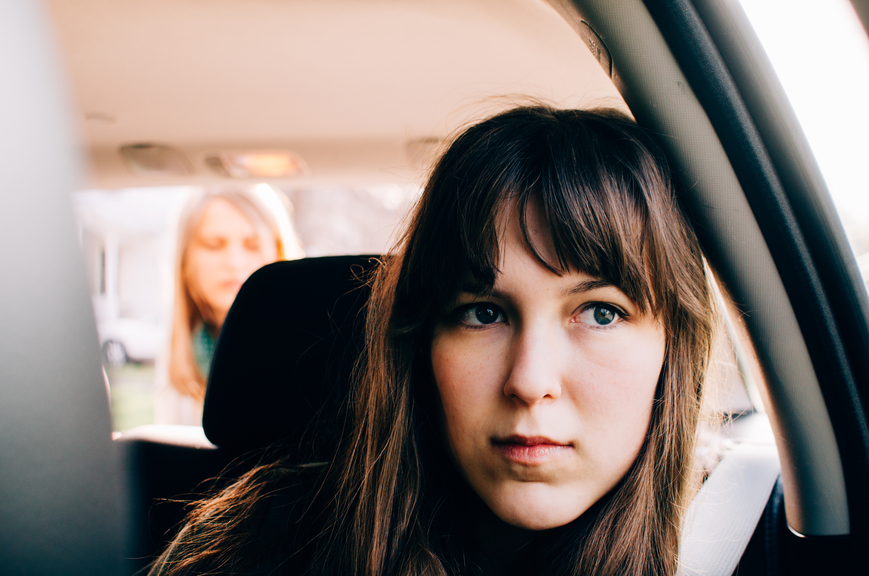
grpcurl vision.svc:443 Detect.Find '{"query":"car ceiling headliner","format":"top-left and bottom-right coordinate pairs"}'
top-left (46, 0), bottom-right (624, 189)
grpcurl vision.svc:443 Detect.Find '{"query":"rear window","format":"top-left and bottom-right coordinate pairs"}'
top-left (74, 184), bottom-right (419, 430)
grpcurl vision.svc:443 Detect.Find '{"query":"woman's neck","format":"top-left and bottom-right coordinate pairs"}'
top-left (456, 482), bottom-right (613, 576)
top-left (461, 490), bottom-right (537, 576)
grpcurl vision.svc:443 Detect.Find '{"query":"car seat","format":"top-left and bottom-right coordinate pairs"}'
top-left (115, 254), bottom-right (375, 573)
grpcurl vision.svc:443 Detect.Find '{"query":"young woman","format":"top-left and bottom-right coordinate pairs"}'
top-left (150, 106), bottom-right (715, 575)
top-left (155, 186), bottom-right (304, 425)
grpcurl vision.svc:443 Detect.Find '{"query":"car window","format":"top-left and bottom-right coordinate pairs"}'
top-left (739, 0), bottom-right (869, 288)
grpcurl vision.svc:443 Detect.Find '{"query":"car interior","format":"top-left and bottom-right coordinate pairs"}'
top-left (2, 0), bottom-right (868, 574)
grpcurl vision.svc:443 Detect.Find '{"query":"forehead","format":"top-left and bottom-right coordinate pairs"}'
top-left (492, 196), bottom-right (560, 270)
top-left (196, 198), bottom-right (261, 236)
top-left (492, 207), bottom-right (608, 292)
top-left (479, 194), bottom-right (653, 311)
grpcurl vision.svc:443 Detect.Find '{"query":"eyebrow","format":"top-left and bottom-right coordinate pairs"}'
top-left (563, 279), bottom-right (619, 297)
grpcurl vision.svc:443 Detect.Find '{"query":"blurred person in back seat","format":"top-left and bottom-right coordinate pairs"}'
top-left (155, 186), bottom-right (304, 425)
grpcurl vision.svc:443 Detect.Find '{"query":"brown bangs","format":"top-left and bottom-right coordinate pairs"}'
top-left (397, 106), bottom-right (675, 335)
top-left (515, 145), bottom-right (657, 315)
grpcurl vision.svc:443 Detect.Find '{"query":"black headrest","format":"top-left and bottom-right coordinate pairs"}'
top-left (203, 255), bottom-right (377, 455)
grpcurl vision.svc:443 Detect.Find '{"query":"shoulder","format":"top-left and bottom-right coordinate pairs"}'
top-left (149, 462), bottom-right (328, 576)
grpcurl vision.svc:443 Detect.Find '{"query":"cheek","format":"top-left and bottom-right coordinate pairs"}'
top-left (586, 346), bottom-right (661, 402)
top-left (259, 240), bottom-right (278, 263)
top-left (571, 325), bottom-right (665, 445)
top-left (244, 248), bottom-right (271, 271)
top-left (185, 250), bottom-right (206, 290)
top-left (430, 333), bottom-right (506, 447)
top-left (188, 251), bottom-right (220, 290)
top-left (431, 338), bottom-right (477, 435)
top-left (245, 233), bottom-right (278, 270)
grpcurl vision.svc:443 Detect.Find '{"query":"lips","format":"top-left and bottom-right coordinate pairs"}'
top-left (492, 435), bottom-right (573, 464)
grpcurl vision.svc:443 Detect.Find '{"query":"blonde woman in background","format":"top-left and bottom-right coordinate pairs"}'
top-left (155, 185), bottom-right (303, 425)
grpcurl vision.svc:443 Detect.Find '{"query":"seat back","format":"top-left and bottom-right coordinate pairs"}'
top-left (116, 426), bottom-right (235, 574)
top-left (117, 255), bottom-right (376, 571)
top-left (203, 255), bottom-right (374, 455)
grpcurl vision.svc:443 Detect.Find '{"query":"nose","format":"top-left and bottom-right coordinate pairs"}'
top-left (224, 242), bottom-right (248, 272)
top-left (502, 324), bottom-right (562, 404)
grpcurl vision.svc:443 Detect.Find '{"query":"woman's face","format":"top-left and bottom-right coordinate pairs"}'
top-left (186, 198), bottom-right (277, 326)
top-left (430, 205), bottom-right (665, 530)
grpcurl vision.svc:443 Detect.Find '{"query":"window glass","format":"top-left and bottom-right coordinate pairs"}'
top-left (739, 0), bottom-right (869, 288)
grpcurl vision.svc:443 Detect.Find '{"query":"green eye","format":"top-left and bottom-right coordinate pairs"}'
top-left (593, 306), bottom-right (616, 325)
top-left (578, 304), bottom-right (621, 327)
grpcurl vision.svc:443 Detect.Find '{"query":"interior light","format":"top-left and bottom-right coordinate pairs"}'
top-left (120, 144), bottom-right (192, 175)
top-left (207, 151), bottom-right (309, 178)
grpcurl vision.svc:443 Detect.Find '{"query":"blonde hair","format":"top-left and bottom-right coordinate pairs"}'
top-left (168, 185), bottom-right (303, 400)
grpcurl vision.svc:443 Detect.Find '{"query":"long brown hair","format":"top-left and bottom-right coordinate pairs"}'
top-left (168, 186), bottom-right (304, 400)
top-left (152, 107), bottom-right (715, 576)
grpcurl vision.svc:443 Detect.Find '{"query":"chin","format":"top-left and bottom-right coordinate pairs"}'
top-left (489, 496), bottom-right (588, 531)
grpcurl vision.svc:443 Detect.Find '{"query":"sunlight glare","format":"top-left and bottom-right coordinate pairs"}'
top-left (739, 0), bottom-right (869, 266)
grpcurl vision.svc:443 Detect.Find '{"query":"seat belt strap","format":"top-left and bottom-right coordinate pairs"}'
top-left (678, 441), bottom-right (781, 576)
